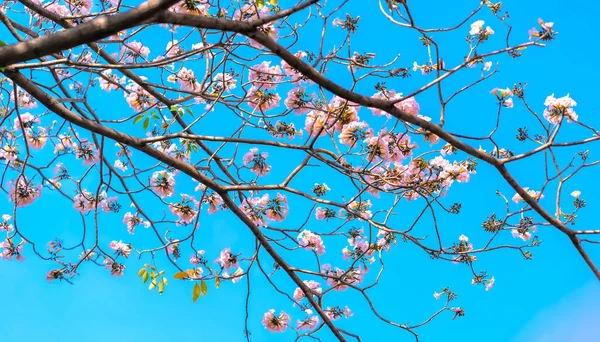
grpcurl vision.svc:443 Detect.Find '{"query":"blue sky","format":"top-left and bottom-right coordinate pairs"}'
top-left (1, 0), bottom-right (600, 341)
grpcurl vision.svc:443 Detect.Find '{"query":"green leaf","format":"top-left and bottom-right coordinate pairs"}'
top-left (174, 271), bottom-right (188, 280)
top-left (133, 115), bottom-right (145, 124)
top-left (200, 280), bottom-right (208, 296)
top-left (142, 271), bottom-right (149, 283)
top-left (137, 268), bottom-right (147, 277)
top-left (186, 109), bottom-right (194, 117)
top-left (0, 40), bottom-right (7, 47)
top-left (192, 283), bottom-right (201, 302)
top-left (158, 280), bottom-right (165, 294)
top-left (0, 67), bottom-right (5, 72)
top-left (256, 0), bottom-right (264, 8)
top-left (143, 118), bottom-right (150, 130)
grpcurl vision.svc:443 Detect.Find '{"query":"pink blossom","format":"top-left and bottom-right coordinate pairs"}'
top-left (512, 187), bottom-right (544, 204)
top-left (339, 121), bottom-right (373, 146)
top-left (75, 142), bottom-right (100, 166)
top-left (109, 240), bottom-right (131, 258)
top-left (469, 20), bottom-right (494, 36)
top-left (485, 277), bottom-right (495, 291)
top-left (8, 176), bottom-right (42, 207)
top-left (124, 79), bottom-right (156, 111)
top-left (168, 194), bottom-right (199, 225)
top-left (0, 214), bottom-right (13, 232)
top-left (247, 87), bottom-right (281, 112)
top-left (304, 110), bottom-right (328, 137)
top-left (216, 247), bottom-right (239, 271)
top-left (262, 309), bottom-right (291, 333)
top-left (297, 315), bottom-right (319, 331)
top-left (298, 230), bottom-right (325, 255)
top-left (165, 40), bottom-right (185, 57)
top-left (123, 212), bottom-right (149, 234)
top-left (13, 112), bottom-right (40, 131)
top-left (243, 148), bottom-right (271, 176)
top-left (212, 73), bottom-right (237, 92)
top-left (265, 193), bottom-right (288, 222)
top-left (249, 61), bottom-right (283, 89)
top-left (150, 170), bottom-right (176, 198)
top-left (168, 67), bottom-right (201, 92)
top-left (543, 93), bottom-right (577, 124)
top-left (284, 87), bottom-right (314, 114)
top-left (0, 238), bottom-right (25, 261)
top-left (293, 280), bottom-right (322, 301)
top-left (121, 41), bottom-right (150, 61)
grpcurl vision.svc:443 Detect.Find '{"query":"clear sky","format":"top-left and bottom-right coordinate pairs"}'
top-left (1, 0), bottom-right (600, 341)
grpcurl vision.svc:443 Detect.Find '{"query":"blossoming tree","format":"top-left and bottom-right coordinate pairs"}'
top-left (0, 0), bottom-right (596, 340)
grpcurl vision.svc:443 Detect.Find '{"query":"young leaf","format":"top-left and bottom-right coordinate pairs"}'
top-left (143, 118), bottom-right (150, 130)
top-left (256, 0), bottom-right (265, 8)
top-left (142, 271), bottom-right (149, 283)
top-left (149, 279), bottom-right (157, 291)
top-left (158, 280), bottom-right (165, 294)
top-left (269, 0), bottom-right (278, 5)
top-left (137, 268), bottom-right (147, 277)
top-left (173, 271), bottom-right (188, 280)
top-left (192, 283), bottom-right (201, 302)
top-left (200, 280), bottom-right (208, 296)
top-left (133, 115), bottom-right (145, 124)
top-left (215, 275), bottom-right (220, 289)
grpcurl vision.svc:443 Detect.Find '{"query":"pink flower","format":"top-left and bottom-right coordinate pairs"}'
top-left (165, 40), bottom-right (185, 57)
top-left (543, 93), bottom-right (577, 124)
top-left (243, 148), bottom-right (271, 176)
top-left (167, 67), bottom-right (201, 92)
top-left (469, 20), bottom-right (494, 36)
top-left (0, 238), bottom-right (25, 261)
top-left (121, 41), bottom-right (150, 61)
top-left (75, 142), bottom-right (99, 166)
top-left (485, 277), bottom-right (495, 291)
top-left (296, 315), bottom-right (319, 331)
top-left (13, 112), bottom-right (40, 130)
top-left (103, 259), bottom-right (126, 277)
top-left (212, 73), bottom-right (237, 92)
top-left (114, 160), bottom-right (128, 172)
top-left (298, 230), bottom-right (325, 255)
top-left (123, 212), bottom-right (150, 234)
top-left (168, 194), bottom-right (199, 225)
top-left (247, 87), bottom-right (281, 112)
top-left (248, 61), bottom-right (283, 89)
top-left (339, 121), bottom-right (373, 146)
top-left (190, 250), bottom-right (205, 266)
top-left (216, 248), bottom-right (239, 271)
top-left (150, 170), bottom-right (176, 198)
top-left (512, 187), bottom-right (544, 204)
top-left (293, 280), bottom-right (322, 301)
top-left (281, 51), bottom-right (313, 84)
top-left (304, 110), bottom-right (328, 137)
top-left (571, 190), bottom-right (581, 199)
top-left (222, 267), bottom-right (244, 283)
top-left (284, 87), bottom-right (314, 114)
top-left (124, 79), bottom-right (155, 111)
top-left (0, 214), bottom-right (13, 232)
top-left (8, 176), bottom-right (42, 207)
top-left (109, 240), bottom-right (132, 258)
top-left (433, 292), bottom-right (442, 300)
top-left (265, 193), bottom-right (288, 222)
top-left (262, 309), bottom-right (291, 333)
